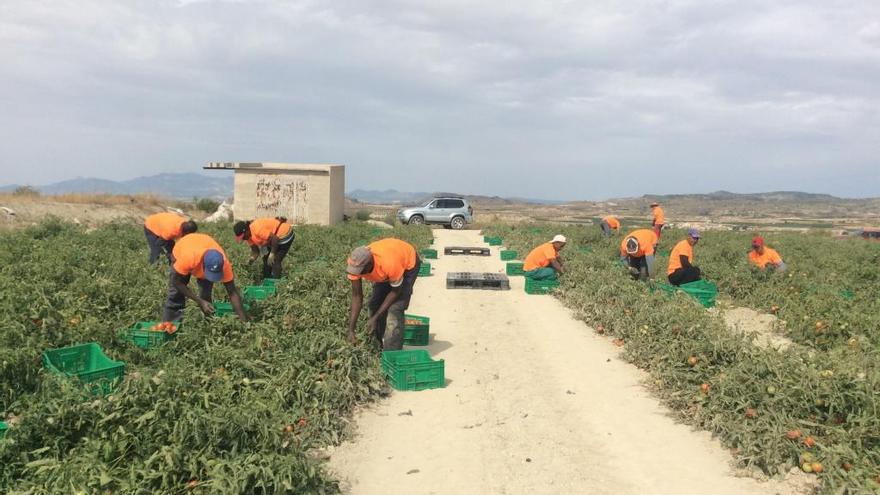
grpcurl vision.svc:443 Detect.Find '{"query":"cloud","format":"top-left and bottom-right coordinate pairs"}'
top-left (0, 0), bottom-right (878, 199)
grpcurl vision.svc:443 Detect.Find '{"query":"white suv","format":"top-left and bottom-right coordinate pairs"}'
top-left (397, 197), bottom-right (474, 229)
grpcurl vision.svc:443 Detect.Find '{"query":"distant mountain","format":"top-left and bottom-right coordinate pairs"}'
top-left (1, 173), bottom-right (233, 199)
top-left (642, 190), bottom-right (841, 203)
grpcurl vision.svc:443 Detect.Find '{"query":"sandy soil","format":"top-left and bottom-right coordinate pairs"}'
top-left (327, 229), bottom-right (811, 495)
top-left (721, 306), bottom-right (794, 351)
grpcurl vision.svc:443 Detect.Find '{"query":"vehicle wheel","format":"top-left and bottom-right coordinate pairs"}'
top-left (408, 215), bottom-right (425, 225)
top-left (450, 216), bottom-right (465, 230)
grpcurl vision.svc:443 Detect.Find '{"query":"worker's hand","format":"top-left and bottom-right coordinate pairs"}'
top-left (198, 299), bottom-right (215, 316)
top-left (366, 316), bottom-right (378, 335)
top-left (267, 253), bottom-right (276, 266)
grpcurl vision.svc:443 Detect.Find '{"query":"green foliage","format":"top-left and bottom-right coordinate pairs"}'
top-left (0, 219), bottom-right (432, 493)
top-left (194, 197), bottom-right (221, 213)
top-left (483, 223), bottom-right (880, 493)
top-left (354, 209), bottom-right (371, 221)
top-left (12, 185), bottom-right (40, 197)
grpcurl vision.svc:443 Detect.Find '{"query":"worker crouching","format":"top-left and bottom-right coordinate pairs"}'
top-left (620, 229), bottom-right (658, 281)
top-left (523, 235), bottom-right (567, 281)
top-left (667, 228), bottom-right (702, 286)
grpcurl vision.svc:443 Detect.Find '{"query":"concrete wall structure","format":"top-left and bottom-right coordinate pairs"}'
top-left (204, 162), bottom-right (345, 225)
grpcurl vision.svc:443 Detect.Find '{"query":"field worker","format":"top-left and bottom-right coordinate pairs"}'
top-left (620, 229), bottom-right (658, 281)
top-left (346, 238), bottom-right (422, 350)
top-left (650, 202), bottom-right (665, 238)
top-left (233, 217), bottom-right (295, 279)
top-left (749, 236), bottom-right (787, 272)
top-left (165, 233), bottom-right (248, 322)
top-left (523, 235), bottom-right (567, 280)
top-left (143, 212), bottom-right (197, 264)
top-left (599, 216), bottom-right (621, 237)
top-left (667, 228), bottom-right (702, 286)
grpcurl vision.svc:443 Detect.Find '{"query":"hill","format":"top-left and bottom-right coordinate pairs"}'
top-left (1, 173), bottom-right (233, 199)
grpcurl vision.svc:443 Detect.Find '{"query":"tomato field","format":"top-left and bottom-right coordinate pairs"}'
top-left (0, 218), bottom-right (431, 493)
top-left (482, 223), bottom-right (880, 493)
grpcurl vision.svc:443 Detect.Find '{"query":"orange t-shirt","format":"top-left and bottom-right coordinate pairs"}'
top-left (523, 242), bottom-right (558, 271)
top-left (347, 238), bottom-right (417, 286)
top-left (652, 207), bottom-right (665, 225)
top-left (144, 212), bottom-right (186, 241)
top-left (620, 229), bottom-right (658, 257)
top-left (749, 247), bottom-right (782, 269)
top-left (172, 233), bottom-right (234, 283)
top-left (247, 218), bottom-right (293, 247)
top-left (603, 216), bottom-right (620, 229)
top-left (667, 239), bottom-right (694, 275)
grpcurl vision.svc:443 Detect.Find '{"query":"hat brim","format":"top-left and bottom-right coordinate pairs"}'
top-left (203, 268), bottom-right (224, 282)
top-left (346, 264), bottom-right (365, 275)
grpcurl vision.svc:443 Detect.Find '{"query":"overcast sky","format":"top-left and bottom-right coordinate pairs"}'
top-left (1, 1), bottom-right (878, 200)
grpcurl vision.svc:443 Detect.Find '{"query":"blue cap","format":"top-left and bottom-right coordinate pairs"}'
top-left (203, 249), bottom-right (225, 282)
top-left (688, 228), bottom-right (701, 238)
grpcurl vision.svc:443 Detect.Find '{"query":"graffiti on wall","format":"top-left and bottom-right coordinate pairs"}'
top-left (255, 176), bottom-right (309, 223)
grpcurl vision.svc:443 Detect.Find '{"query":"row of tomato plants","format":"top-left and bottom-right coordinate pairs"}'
top-left (482, 222), bottom-right (880, 493)
top-left (0, 217), bottom-right (431, 493)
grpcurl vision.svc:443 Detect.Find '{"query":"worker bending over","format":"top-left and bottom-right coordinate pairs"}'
top-left (620, 229), bottom-right (658, 281)
top-left (523, 235), bottom-right (567, 280)
top-left (599, 216), bottom-right (620, 237)
top-left (667, 228), bottom-right (701, 286)
top-left (346, 238), bottom-right (421, 350)
top-left (233, 217), bottom-right (295, 279)
top-left (650, 202), bottom-right (665, 239)
top-left (165, 233), bottom-right (248, 322)
top-left (749, 236), bottom-right (787, 272)
top-left (144, 212), bottom-right (197, 264)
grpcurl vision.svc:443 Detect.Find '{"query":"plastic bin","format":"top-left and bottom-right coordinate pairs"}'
top-left (42, 343), bottom-right (125, 394)
top-left (0, 421), bottom-right (7, 439)
top-left (486, 236), bottom-right (503, 246)
top-left (418, 262), bottom-right (432, 277)
top-left (524, 278), bottom-right (560, 294)
top-left (243, 285), bottom-right (275, 301)
top-left (381, 350), bottom-right (445, 391)
top-left (506, 262), bottom-right (525, 276)
top-left (404, 314), bottom-right (430, 346)
top-left (500, 250), bottom-right (517, 261)
top-left (653, 280), bottom-right (717, 308)
top-left (213, 301), bottom-right (251, 317)
top-left (119, 321), bottom-right (181, 349)
top-left (420, 248), bottom-right (438, 260)
top-left (262, 278), bottom-right (281, 288)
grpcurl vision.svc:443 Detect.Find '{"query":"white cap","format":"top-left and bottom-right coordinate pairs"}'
top-left (552, 234), bottom-right (567, 243)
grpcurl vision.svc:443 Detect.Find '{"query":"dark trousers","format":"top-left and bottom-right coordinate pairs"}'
top-left (627, 256), bottom-right (649, 281)
top-left (668, 266), bottom-right (701, 286)
top-left (163, 271), bottom-right (213, 321)
top-left (261, 233), bottom-right (294, 279)
top-left (145, 227), bottom-right (175, 264)
top-left (369, 258), bottom-right (421, 351)
top-left (653, 224), bottom-right (664, 239)
top-left (600, 220), bottom-right (612, 237)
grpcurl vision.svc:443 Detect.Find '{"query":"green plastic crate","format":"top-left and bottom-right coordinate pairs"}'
top-left (119, 321), bottom-right (181, 349)
top-left (653, 280), bottom-right (718, 308)
top-left (418, 262), bottom-right (432, 277)
top-left (420, 248), bottom-right (438, 259)
top-left (262, 278), bottom-right (281, 288)
top-left (840, 289), bottom-right (854, 301)
top-left (243, 285), bottom-right (276, 301)
top-left (486, 236), bottom-right (503, 246)
top-left (500, 250), bottom-right (517, 261)
top-left (0, 421), bottom-right (7, 439)
top-left (404, 314), bottom-right (430, 346)
top-left (42, 343), bottom-right (125, 394)
top-left (213, 301), bottom-right (251, 317)
top-left (381, 350), bottom-right (445, 391)
top-left (524, 278), bottom-right (560, 294)
top-left (506, 262), bottom-right (525, 276)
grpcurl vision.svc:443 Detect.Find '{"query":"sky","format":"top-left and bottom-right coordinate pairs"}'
top-left (1, 0), bottom-right (878, 200)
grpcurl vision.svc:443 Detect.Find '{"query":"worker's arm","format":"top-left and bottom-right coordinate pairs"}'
top-left (679, 254), bottom-right (692, 269)
top-left (248, 245), bottom-right (261, 263)
top-left (550, 258), bottom-right (565, 275)
top-left (776, 261), bottom-right (788, 273)
top-left (347, 279), bottom-right (364, 344)
top-left (645, 255), bottom-right (656, 278)
top-left (223, 281), bottom-right (248, 322)
top-left (269, 233), bottom-right (280, 255)
top-left (171, 271), bottom-right (214, 316)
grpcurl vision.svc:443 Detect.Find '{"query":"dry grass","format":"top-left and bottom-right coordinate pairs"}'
top-left (0, 192), bottom-right (184, 208)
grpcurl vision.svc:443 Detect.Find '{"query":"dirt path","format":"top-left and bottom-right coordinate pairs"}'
top-left (327, 229), bottom-right (806, 495)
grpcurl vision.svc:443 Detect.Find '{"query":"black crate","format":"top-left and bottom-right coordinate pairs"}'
top-left (446, 272), bottom-right (510, 290)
